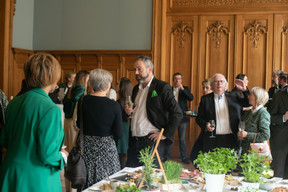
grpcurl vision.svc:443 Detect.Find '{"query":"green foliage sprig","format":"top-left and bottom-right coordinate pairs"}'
top-left (240, 150), bottom-right (270, 183)
top-left (193, 148), bottom-right (239, 174)
top-left (116, 185), bottom-right (140, 192)
top-left (160, 161), bottom-right (183, 184)
top-left (138, 146), bottom-right (157, 190)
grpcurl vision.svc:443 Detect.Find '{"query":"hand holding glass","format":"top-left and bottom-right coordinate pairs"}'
top-left (125, 96), bottom-right (133, 118)
top-left (209, 120), bottom-right (216, 138)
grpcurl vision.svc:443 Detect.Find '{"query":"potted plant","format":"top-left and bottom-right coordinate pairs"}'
top-left (193, 148), bottom-right (239, 192)
top-left (138, 147), bottom-right (159, 192)
top-left (157, 161), bottom-right (183, 190)
top-left (240, 150), bottom-right (270, 189)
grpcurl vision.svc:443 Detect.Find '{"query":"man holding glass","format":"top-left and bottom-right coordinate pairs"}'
top-left (196, 73), bottom-right (249, 152)
top-left (125, 56), bottom-right (183, 167)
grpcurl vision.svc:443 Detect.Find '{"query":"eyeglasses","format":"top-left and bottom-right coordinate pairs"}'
top-left (213, 80), bottom-right (225, 84)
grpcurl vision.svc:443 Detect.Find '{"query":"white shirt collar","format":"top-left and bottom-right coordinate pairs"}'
top-left (214, 92), bottom-right (224, 100)
top-left (139, 76), bottom-right (154, 89)
top-left (252, 105), bottom-right (263, 113)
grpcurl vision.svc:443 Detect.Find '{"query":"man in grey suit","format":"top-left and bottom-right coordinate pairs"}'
top-left (269, 87), bottom-right (288, 179)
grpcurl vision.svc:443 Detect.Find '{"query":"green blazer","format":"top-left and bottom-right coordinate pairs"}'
top-left (0, 88), bottom-right (65, 192)
top-left (241, 106), bottom-right (270, 155)
top-left (63, 85), bottom-right (85, 118)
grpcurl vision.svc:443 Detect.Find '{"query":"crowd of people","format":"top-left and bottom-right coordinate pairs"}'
top-left (0, 52), bottom-right (287, 191)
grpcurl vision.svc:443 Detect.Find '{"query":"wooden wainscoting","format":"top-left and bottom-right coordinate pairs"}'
top-left (10, 49), bottom-right (153, 98)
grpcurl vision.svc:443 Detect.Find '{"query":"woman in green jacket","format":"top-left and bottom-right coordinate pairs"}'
top-left (62, 70), bottom-right (89, 191)
top-left (0, 52), bottom-right (68, 192)
top-left (237, 87), bottom-right (270, 155)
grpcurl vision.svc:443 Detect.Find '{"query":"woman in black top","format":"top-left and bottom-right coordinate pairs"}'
top-left (77, 69), bottom-right (123, 189)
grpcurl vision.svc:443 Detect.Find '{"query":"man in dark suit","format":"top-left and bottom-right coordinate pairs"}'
top-left (163, 72), bottom-right (194, 164)
top-left (196, 73), bottom-right (249, 152)
top-left (267, 70), bottom-right (282, 111)
top-left (125, 56), bottom-right (183, 167)
top-left (269, 87), bottom-right (288, 179)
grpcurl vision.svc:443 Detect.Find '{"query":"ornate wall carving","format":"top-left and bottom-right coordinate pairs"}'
top-left (207, 21), bottom-right (230, 48)
top-left (283, 25), bottom-right (288, 34)
top-left (172, 21), bottom-right (193, 48)
top-left (244, 20), bottom-right (268, 48)
top-left (173, 0), bottom-right (288, 7)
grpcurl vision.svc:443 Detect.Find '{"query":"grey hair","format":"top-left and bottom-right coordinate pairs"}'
top-left (210, 73), bottom-right (229, 91)
top-left (273, 70), bottom-right (282, 76)
top-left (251, 87), bottom-right (269, 106)
top-left (135, 55), bottom-right (154, 71)
top-left (89, 69), bottom-right (113, 92)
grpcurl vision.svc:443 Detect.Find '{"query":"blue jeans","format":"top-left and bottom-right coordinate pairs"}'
top-left (164, 122), bottom-right (188, 160)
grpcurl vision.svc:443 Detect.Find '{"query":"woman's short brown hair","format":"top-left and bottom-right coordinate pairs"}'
top-left (24, 52), bottom-right (61, 88)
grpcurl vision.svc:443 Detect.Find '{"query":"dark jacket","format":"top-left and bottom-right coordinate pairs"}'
top-left (63, 85), bottom-right (85, 118)
top-left (131, 77), bottom-right (183, 144)
top-left (173, 86), bottom-right (194, 122)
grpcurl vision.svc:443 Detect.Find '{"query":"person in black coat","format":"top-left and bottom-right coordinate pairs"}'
top-left (125, 56), bottom-right (183, 167)
top-left (196, 73), bottom-right (249, 152)
top-left (163, 72), bottom-right (193, 164)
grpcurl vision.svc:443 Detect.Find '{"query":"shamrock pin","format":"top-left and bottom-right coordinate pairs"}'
top-left (151, 90), bottom-right (158, 98)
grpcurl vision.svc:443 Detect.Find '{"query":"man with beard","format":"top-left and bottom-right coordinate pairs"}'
top-left (125, 56), bottom-right (182, 167)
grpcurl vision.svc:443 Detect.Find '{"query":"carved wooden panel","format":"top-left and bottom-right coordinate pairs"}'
top-left (274, 14), bottom-right (288, 73)
top-left (236, 15), bottom-right (273, 90)
top-left (199, 16), bottom-right (235, 86)
top-left (10, 49), bottom-right (152, 99)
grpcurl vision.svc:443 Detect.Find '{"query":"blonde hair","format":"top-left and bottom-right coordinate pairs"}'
top-left (24, 52), bottom-right (61, 88)
top-left (251, 87), bottom-right (269, 106)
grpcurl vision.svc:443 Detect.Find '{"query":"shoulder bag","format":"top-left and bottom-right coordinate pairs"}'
top-left (250, 133), bottom-right (272, 161)
top-left (64, 96), bottom-right (87, 187)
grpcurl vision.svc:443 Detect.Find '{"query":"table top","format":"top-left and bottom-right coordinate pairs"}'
top-left (83, 167), bottom-right (288, 192)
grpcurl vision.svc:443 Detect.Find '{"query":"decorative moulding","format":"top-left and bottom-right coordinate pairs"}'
top-left (172, 0), bottom-right (288, 7)
top-left (207, 21), bottom-right (230, 48)
top-left (244, 20), bottom-right (268, 48)
top-left (172, 21), bottom-right (193, 48)
top-left (283, 25), bottom-right (288, 34)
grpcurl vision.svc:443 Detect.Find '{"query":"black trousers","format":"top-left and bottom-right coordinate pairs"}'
top-left (126, 135), bottom-right (165, 168)
top-left (203, 133), bottom-right (237, 152)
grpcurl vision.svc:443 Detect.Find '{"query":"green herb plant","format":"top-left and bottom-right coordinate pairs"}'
top-left (116, 184), bottom-right (140, 192)
top-left (160, 161), bottom-right (183, 184)
top-left (138, 146), bottom-right (157, 190)
top-left (193, 148), bottom-right (239, 174)
top-left (240, 150), bottom-right (270, 183)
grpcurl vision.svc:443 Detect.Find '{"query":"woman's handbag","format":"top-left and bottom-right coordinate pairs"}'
top-left (64, 96), bottom-right (87, 187)
top-left (250, 133), bottom-right (272, 160)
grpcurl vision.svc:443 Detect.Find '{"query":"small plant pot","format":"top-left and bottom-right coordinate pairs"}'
top-left (205, 173), bottom-right (225, 192)
top-left (241, 181), bottom-right (260, 189)
top-left (157, 182), bottom-right (182, 190)
top-left (141, 185), bottom-right (160, 192)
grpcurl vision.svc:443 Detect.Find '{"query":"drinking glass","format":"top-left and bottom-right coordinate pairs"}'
top-left (126, 96), bottom-right (133, 119)
top-left (209, 120), bottom-right (216, 138)
top-left (238, 121), bottom-right (245, 131)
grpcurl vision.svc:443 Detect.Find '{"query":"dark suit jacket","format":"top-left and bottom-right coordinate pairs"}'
top-left (269, 88), bottom-right (288, 149)
top-left (131, 77), bottom-right (183, 144)
top-left (196, 91), bottom-right (248, 151)
top-left (173, 86), bottom-right (194, 122)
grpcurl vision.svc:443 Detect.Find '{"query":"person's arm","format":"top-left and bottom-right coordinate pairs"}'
top-left (162, 84), bottom-right (183, 139)
top-left (247, 110), bottom-right (270, 143)
top-left (36, 107), bottom-right (65, 172)
top-left (196, 96), bottom-right (209, 132)
top-left (182, 86), bottom-right (194, 101)
top-left (112, 102), bottom-right (123, 139)
top-left (270, 94), bottom-right (287, 126)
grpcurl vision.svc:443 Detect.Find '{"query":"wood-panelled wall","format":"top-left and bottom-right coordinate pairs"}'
top-left (152, 0), bottom-right (288, 155)
top-left (4, 0), bottom-right (288, 158)
top-left (10, 49), bottom-right (152, 98)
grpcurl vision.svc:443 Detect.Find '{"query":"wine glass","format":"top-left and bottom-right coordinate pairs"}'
top-left (209, 120), bottom-right (216, 138)
top-left (238, 121), bottom-right (245, 131)
top-left (126, 96), bottom-right (133, 119)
